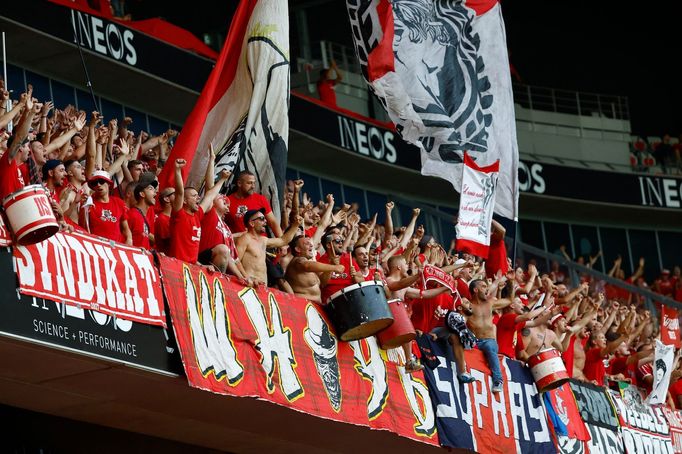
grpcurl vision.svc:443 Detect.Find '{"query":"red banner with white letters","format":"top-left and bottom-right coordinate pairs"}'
top-left (13, 231), bottom-right (166, 327)
top-left (661, 305), bottom-right (681, 348)
top-left (421, 265), bottom-right (456, 293)
top-left (0, 216), bottom-right (11, 246)
top-left (159, 255), bottom-right (438, 445)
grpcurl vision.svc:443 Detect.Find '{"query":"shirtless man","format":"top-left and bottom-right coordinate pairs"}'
top-left (236, 209), bottom-right (301, 285)
top-left (517, 294), bottom-right (564, 363)
top-left (285, 235), bottom-right (345, 303)
top-left (386, 255), bottom-right (450, 373)
top-left (430, 298), bottom-right (478, 383)
top-left (467, 278), bottom-right (511, 393)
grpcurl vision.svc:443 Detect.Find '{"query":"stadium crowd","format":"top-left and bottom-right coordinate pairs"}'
top-left (2, 83), bottom-right (682, 406)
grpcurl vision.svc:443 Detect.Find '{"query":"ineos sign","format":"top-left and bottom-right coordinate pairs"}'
top-left (71, 10), bottom-right (137, 65)
top-left (518, 161), bottom-right (546, 194)
top-left (337, 116), bottom-right (397, 164)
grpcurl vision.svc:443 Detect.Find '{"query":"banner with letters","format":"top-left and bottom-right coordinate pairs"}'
top-left (610, 387), bottom-right (674, 454)
top-left (159, 255), bottom-right (438, 446)
top-left (661, 407), bottom-right (682, 453)
top-left (569, 379), bottom-right (624, 454)
top-left (13, 231), bottom-right (166, 327)
top-left (420, 336), bottom-right (554, 453)
top-left (0, 216), bottom-right (11, 246)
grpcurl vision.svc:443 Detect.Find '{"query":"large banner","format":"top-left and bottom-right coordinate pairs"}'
top-left (648, 340), bottom-right (676, 405)
top-left (159, 0), bottom-right (289, 218)
top-left (570, 379), bottom-right (624, 454)
top-left (661, 407), bottom-right (682, 453)
top-left (345, 0), bottom-right (519, 219)
top-left (13, 231), bottom-right (166, 327)
top-left (610, 387), bottom-right (674, 454)
top-left (420, 336), bottom-right (554, 453)
top-left (544, 382), bottom-right (591, 453)
top-left (661, 306), bottom-right (682, 348)
top-left (159, 256), bottom-right (438, 445)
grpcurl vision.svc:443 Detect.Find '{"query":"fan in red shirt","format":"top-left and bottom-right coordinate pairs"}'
top-left (80, 170), bottom-right (131, 244)
top-left (154, 187), bottom-right (174, 255)
top-left (316, 60), bottom-right (343, 107)
top-left (128, 180), bottom-right (157, 249)
top-left (0, 134), bottom-right (31, 201)
top-left (496, 299), bottom-right (550, 359)
top-left (225, 170), bottom-right (282, 237)
top-left (485, 220), bottom-right (509, 279)
top-left (583, 329), bottom-right (630, 386)
top-left (169, 159), bottom-right (230, 264)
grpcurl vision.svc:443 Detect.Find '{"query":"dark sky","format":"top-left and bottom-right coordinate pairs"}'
top-left (163, 1), bottom-right (680, 137)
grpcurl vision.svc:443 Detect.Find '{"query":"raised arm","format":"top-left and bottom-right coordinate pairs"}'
top-left (199, 169), bottom-right (231, 213)
top-left (608, 256), bottom-right (622, 278)
top-left (383, 202), bottom-right (394, 247)
top-left (203, 144), bottom-right (216, 191)
top-left (45, 112), bottom-right (85, 154)
top-left (172, 159), bottom-right (186, 213)
top-left (630, 257), bottom-right (645, 282)
top-left (398, 208), bottom-right (420, 249)
top-left (267, 215), bottom-right (302, 248)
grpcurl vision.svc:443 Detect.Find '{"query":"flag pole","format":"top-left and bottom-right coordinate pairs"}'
top-left (2, 32), bottom-right (12, 133)
top-left (511, 217), bottom-right (518, 269)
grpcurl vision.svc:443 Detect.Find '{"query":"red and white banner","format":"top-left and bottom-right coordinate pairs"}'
top-left (13, 231), bottom-right (166, 327)
top-left (0, 215), bottom-right (11, 246)
top-left (455, 152), bottom-right (499, 258)
top-left (345, 0), bottom-right (518, 219)
top-left (661, 305), bottom-right (681, 348)
top-left (159, 256), bottom-right (438, 445)
top-left (421, 265), bottom-right (456, 293)
top-left (158, 0), bottom-right (289, 217)
top-left (662, 407), bottom-right (682, 453)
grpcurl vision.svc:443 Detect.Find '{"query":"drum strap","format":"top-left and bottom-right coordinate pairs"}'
top-left (134, 207), bottom-right (151, 233)
top-left (533, 329), bottom-right (548, 357)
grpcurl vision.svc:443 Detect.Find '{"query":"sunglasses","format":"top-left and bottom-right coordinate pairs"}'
top-left (251, 216), bottom-right (266, 222)
top-left (89, 179), bottom-right (108, 186)
top-left (333, 239), bottom-right (344, 244)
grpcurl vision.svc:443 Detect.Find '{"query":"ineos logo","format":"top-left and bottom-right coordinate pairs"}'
top-left (337, 116), bottom-right (397, 164)
top-left (71, 11), bottom-right (138, 66)
top-left (518, 162), bottom-right (546, 194)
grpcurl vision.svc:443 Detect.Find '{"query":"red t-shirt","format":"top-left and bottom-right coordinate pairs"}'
top-left (317, 79), bottom-right (337, 106)
top-left (456, 278), bottom-right (471, 300)
top-left (169, 206), bottom-right (204, 264)
top-left (319, 252), bottom-right (353, 304)
top-left (0, 152), bottom-right (25, 201)
top-left (637, 363), bottom-right (654, 393)
top-left (486, 236), bottom-right (509, 279)
top-left (225, 193), bottom-right (272, 233)
top-left (497, 312), bottom-right (526, 358)
top-left (154, 212), bottom-right (171, 255)
top-left (410, 292), bottom-right (455, 333)
top-left (583, 347), bottom-right (607, 386)
top-left (669, 379), bottom-right (682, 408)
top-left (128, 206), bottom-right (154, 249)
top-left (199, 208), bottom-right (237, 260)
top-left (85, 197), bottom-right (128, 243)
top-left (562, 336), bottom-right (577, 378)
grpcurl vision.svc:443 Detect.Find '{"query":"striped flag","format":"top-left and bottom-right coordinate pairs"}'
top-left (159, 0), bottom-right (289, 217)
top-left (345, 0), bottom-right (518, 219)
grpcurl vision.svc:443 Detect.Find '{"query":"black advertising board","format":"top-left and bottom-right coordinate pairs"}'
top-left (291, 93), bottom-right (682, 210)
top-left (0, 248), bottom-right (180, 375)
top-left (1, 1), bottom-right (213, 93)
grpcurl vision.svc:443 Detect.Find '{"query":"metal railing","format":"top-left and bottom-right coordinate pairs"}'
top-left (512, 83), bottom-right (630, 121)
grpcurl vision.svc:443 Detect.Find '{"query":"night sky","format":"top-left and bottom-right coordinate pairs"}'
top-left (163, 1), bottom-right (681, 137)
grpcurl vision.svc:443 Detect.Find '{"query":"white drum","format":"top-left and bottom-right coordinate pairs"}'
top-left (2, 185), bottom-right (59, 245)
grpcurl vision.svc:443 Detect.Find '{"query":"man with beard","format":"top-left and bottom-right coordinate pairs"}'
top-left (169, 159), bottom-right (230, 264)
top-left (386, 255), bottom-right (451, 373)
top-left (59, 159), bottom-right (88, 229)
top-left (431, 298), bottom-right (478, 383)
top-left (497, 298), bottom-right (552, 359)
top-left (80, 170), bottom-right (131, 245)
top-left (285, 235), bottom-right (344, 303)
top-left (352, 245), bottom-right (384, 281)
top-left (551, 298), bottom-right (599, 379)
top-left (226, 171), bottom-right (282, 236)
top-left (128, 180), bottom-right (157, 249)
top-left (517, 293), bottom-right (564, 364)
top-left (236, 209), bottom-right (301, 286)
top-left (467, 278), bottom-right (512, 393)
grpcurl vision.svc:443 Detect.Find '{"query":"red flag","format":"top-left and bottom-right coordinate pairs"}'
top-left (661, 305), bottom-right (681, 348)
top-left (159, 0), bottom-right (289, 216)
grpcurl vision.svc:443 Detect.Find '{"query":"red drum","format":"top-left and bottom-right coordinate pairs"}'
top-left (527, 348), bottom-right (569, 393)
top-left (2, 185), bottom-right (59, 245)
top-left (376, 299), bottom-right (416, 349)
